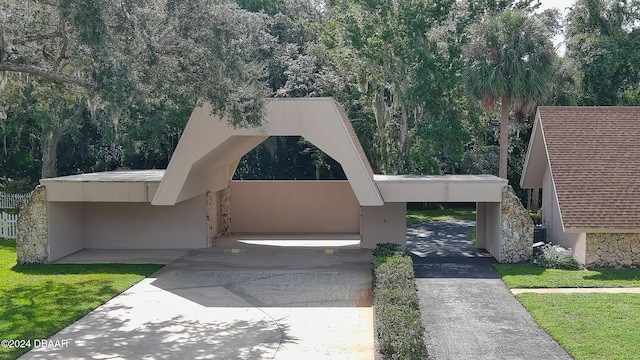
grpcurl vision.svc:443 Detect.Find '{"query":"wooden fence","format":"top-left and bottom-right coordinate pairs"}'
top-left (0, 191), bottom-right (33, 239)
top-left (0, 191), bottom-right (32, 210)
top-left (0, 212), bottom-right (18, 239)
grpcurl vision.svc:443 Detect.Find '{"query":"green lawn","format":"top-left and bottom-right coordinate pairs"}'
top-left (406, 208), bottom-right (476, 225)
top-left (517, 293), bottom-right (640, 360)
top-left (495, 264), bottom-right (640, 360)
top-left (494, 264), bottom-right (640, 288)
top-left (0, 239), bottom-right (162, 360)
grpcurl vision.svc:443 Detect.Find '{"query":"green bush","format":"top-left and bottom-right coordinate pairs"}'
top-left (372, 243), bottom-right (407, 283)
top-left (375, 256), bottom-right (416, 290)
top-left (374, 287), bottom-right (420, 311)
top-left (375, 304), bottom-right (426, 360)
top-left (373, 243), bottom-right (427, 360)
top-left (373, 242), bottom-right (405, 258)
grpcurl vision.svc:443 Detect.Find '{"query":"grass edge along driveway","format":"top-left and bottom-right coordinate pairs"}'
top-left (0, 239), bottom-right (162, 360)
top-left (406, 208), bottom-right (476, 225)
top-left (495, 264), bottom-right (640, 360)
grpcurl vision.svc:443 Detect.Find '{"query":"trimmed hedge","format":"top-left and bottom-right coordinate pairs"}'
top-left (373, 243), bottom-right (428, 360)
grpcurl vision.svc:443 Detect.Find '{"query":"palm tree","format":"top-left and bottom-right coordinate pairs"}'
top-left (464, 10), bottom-right (556, 179)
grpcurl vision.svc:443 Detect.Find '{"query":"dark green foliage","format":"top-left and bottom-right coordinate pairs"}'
top-left (236, 0), bottom-right (286, 15)
top-left (233, 136), bottom-right (347, 180)
top-left (372, 243), bottom-right (427, 360)
top-left (565, 0), bottom-right (640, 106)
top-left (60, 0), bottom-right (108, 49)
top-left (372, 242), bottom-right (404, 258)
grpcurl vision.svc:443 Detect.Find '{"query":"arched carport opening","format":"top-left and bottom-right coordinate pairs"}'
top-left (224, 136), bottom-right (362, 247)
top-left (150, 99), bottom-right (384, 248)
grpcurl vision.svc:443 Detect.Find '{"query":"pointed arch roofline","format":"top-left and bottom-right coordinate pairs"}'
top-left (152, 98), bottom-right (384, 206)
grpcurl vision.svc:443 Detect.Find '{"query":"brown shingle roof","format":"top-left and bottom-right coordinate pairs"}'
top-left (539, 106), bottom-right (640, 230)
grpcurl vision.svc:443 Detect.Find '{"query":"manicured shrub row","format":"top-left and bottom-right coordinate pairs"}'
top-left (372, 243), bottom-right (428, 360)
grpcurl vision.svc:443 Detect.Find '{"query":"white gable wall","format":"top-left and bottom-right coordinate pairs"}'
top-left (542, 165), bottom-right (587, 263)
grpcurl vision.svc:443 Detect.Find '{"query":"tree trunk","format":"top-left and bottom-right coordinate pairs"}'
top-left (40, 107), bottom-right (83, 179)
top-left (532, 188), bottom-right (540, 213)
top-left (41, 131), bottom-right (59, 179)
top-left (499, 93), bottom-right (510, 179)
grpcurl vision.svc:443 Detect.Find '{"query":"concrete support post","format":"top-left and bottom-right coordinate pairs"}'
top-left (361, 202), bottom-right (406, 249)
top-left (476, 202), bottom-right (487, 249)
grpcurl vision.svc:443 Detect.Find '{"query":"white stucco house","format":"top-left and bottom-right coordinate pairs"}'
top-left (17, 98), bottom-right (531, 264)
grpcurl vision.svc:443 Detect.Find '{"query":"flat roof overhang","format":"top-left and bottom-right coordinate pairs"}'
top-left (40, 170), bottom-right (164, 202)
top-left (374, 174), bottom-right (508, 202)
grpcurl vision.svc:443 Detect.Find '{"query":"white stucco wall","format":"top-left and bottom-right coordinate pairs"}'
top-left (48, 202), bottom-right (85, 262)
top-left (475, 202), bottom-right (501, 256)
top-left (483, 202), bottom-right (502, 258)
top-left (84, 195), bottom-right (207, 249)
top-left (543, 166), bottom-right (587, 263)
top-left (361, 202), bottom-right (407, 249)
top-left (230, 181), bottom-right (361, 234)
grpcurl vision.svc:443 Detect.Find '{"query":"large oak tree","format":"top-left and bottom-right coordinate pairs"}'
top-left (0, 0), bottom-right (273, 178)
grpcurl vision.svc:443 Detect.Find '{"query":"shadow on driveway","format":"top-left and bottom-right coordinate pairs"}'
top-left (20, 241), bottom-right (374, 360)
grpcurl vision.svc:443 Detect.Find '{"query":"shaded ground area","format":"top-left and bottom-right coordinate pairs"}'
top-left (20, 238), bottom-right (374, 360)
top-left (407, 220), bottom-right (492, 263)
top-left (407, 221), bottom-right (572, 360)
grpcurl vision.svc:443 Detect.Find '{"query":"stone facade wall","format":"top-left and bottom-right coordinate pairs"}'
top-left (206, 191), bottom-right (215, 248)
top-left (219, 186), bottom-right (231, 235)
top-left (586, 233), bottom-right (640, 268)
top-left (499, 185), bottom-right (533, 263)
top-left (16, 186), bottom-right (48, 264)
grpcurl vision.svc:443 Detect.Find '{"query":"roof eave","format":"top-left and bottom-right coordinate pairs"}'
top-left (520, 109), bottom-right (546, 189)
top-left (565, 228), bottom-right (640, 234)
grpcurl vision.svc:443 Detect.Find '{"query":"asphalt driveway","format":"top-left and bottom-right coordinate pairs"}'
top-left (19, 238), bottom-right (374, 360)
top-left (408, 221), bottom-right (572, 360)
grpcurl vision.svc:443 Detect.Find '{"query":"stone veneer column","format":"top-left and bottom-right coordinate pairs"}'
top-left (206, 191), bottom-right (214, 248)
top-left (219, 186), bottom-right (231, 235)
top-left (16, 186), bottom-right (48, 264)
top-left (499, 185), bottom-right (533, 263)
top-left (586, 233), bottom-right (640, 268)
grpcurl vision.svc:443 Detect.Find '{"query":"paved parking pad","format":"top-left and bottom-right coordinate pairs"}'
top-left (408, 221), bottom-right (573, 360)
top-left (20, 242), bottom-right (374, 360)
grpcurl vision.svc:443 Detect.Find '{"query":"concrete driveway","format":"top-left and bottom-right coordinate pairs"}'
top-left (19, 237), bottom-right (374, 360)
top-left (408, 221), bottom-right (572, 360)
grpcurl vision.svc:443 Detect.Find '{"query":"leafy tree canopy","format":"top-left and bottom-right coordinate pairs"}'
top-left (0, 0), bottom-right (273, 127)
top-left (565, 0), bottom-right (640, 105)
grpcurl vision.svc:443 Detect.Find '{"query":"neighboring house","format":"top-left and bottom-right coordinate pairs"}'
top-left (18, 98), bottom-right (531, 264)
top-left (521, 106), bottom-right (640, 267)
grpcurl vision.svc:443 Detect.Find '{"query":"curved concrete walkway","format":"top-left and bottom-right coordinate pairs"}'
top-left (408, 221), bottom-right (573, 360)
top-left (19, 237), bottom-right (374, 360)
